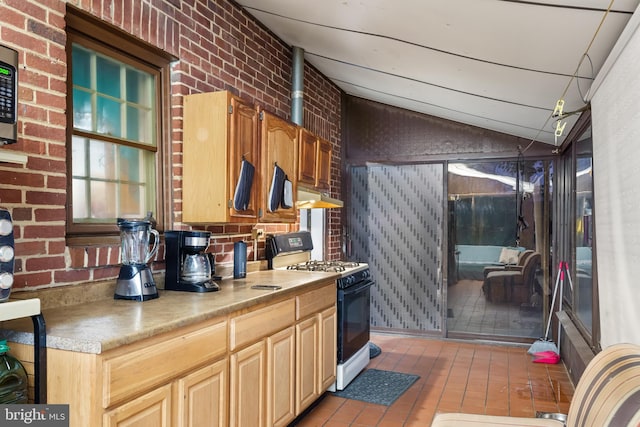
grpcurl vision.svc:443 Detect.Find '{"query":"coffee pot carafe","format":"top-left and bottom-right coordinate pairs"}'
top-left (114, 217), bottom-right (160, 301)
top-left (181, 253), bottom-right (213, 283)
top-left (165, 230), bottom-right (219, 292)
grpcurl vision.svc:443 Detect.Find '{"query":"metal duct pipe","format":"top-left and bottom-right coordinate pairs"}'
top-left (291, 46), bottom-right (304, 125)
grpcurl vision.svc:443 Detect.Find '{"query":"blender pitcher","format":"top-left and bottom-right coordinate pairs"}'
top-left (114, 217), bottom-right (160, 301)
top-left (118, 218), bottom-right (160, 265)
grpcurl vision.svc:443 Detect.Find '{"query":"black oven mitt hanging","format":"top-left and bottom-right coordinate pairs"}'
top-left (269, 164), bottom-right (286, 212)
top-left (233, 158), bottom-right (255, 211)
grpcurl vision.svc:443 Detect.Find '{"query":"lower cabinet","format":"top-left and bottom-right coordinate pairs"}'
top-left (175, 359), bottom-right (228, 427)
top-left (103, 384), bottom-right (172, 427)
top-left (267, 326), bottom-right (296, 427)
top-left (296, 305), bottom-right (337, 414)
top-left (42, 281), bottom-right (336, 427)
top-left (296, 316), bottom-right (319, 413)
top-left (319, 306), bottom-right (337, 392)
top-left (230, 340), bottom-right (266, 427)
top-left (229, 281), bottom-right (337, 427)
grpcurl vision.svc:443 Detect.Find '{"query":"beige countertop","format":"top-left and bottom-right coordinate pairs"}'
top-left (0, 269), bottom-right (339, 354)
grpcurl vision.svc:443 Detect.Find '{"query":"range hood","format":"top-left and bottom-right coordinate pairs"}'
top-left (296, 188), bottom-right (344, 209)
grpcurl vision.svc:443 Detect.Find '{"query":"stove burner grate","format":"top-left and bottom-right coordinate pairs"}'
top-left (286, 260), bottom-right (360, 272)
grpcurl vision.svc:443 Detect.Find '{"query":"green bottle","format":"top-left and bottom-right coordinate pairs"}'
top-left (0, 339), bottom-right (28, 404)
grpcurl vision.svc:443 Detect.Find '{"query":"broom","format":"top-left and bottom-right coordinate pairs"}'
top-left (528, 262), bottom-right (562, 355)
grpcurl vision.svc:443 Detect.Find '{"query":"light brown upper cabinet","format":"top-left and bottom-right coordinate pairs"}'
top-left (182, 91), bottom-right (259, 224)
top-left (316, 138), bottom-right (332, 191)
top-left (259, 110), bottom-right (298, 223)
top-left (298, 128), bottom-right (332, 191)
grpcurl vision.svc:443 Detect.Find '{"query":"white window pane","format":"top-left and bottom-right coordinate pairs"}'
top-left (119, 183), bottom-right (145, 217)
top-left (72, 136), bottom-right (87, 177)
top-left (72, 179), bottom-right (88, 219)
top-left (90, 181), bottom-right (117, 219)
top-left (88, 139), bottom-right (117, 180)
top-left (126, 105), bottom-right (153, 144)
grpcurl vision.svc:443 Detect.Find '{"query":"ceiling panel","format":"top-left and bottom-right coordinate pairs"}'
top-left (237, 0), bottom-right (639, 145)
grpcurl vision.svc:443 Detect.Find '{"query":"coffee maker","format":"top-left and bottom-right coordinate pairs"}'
top-left (165, 230), bottom-right (219, 292)
top-left (114, 218), bottom-right (160, 301)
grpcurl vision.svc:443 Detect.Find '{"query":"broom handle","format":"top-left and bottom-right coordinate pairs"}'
top-left (564, 261), bottom-right (574, 292)
top-left (557, 263), bottom-right (566, 354)
top-left (544, 262), bottom-right (562, 340)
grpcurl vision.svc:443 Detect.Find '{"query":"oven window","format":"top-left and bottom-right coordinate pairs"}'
top-left (338, 283), bottom-right (371, 363)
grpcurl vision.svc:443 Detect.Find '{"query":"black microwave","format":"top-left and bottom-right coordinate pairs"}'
top-left (0, 44), bottom-right (18, 145)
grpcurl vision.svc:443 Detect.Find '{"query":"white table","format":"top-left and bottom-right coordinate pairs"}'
top-left (0, 298), bottom-right (46, 403)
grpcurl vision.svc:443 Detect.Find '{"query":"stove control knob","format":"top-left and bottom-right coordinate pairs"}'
top-left (0, 272), bottom-right (13, 289)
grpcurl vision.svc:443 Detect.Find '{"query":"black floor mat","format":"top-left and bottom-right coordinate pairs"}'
top-left (331, 369), bottom-right (419, 406)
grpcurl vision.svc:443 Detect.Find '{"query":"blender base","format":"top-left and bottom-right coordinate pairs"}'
top-left (114, 264), bottom-right (159, 301)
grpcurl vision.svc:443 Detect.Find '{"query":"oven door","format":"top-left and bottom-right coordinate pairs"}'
top-left (337, 279), bottom-right (374, 363)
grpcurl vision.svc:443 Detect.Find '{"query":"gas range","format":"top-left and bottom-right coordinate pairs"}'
top-left (283, 260), bottom-right (370, 288)
top-left (266, 231), bottom-right (374, 391)
top-left (266, 231), bottom-right (368, 278)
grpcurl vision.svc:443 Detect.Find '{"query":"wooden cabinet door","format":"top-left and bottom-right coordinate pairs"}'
top-left (103, 384), bottom-right (172, 427)
top-left (230, 341), bottom-right (266, 427)
top-left (298, 128), bottom-right (318, 187)
top-left (228, 96), bottom-right (259, 222)
top-left (319, 306), bottom-right (337, 392)
top-left (259, 111), bottom-right (298, 223)
top-left (175, 359), bottom-right (228, 427)
top-left (267, 326), bottom-right (296, 427)
top-left (183, 91), bottom-right (259, 224)
top-left (296, 316), bottom-right (319, 415)
top-left (316, 139), bottom-right (332, 190)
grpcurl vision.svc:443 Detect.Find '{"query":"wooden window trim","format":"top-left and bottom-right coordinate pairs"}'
top-left (65, 5), bottom-right (176, 246)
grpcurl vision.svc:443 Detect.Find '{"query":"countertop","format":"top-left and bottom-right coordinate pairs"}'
top-left (0, 269), bottom-right (339, 354)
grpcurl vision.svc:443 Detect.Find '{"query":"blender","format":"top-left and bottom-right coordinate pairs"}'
top-left (114, 217), bottom-right (160, 301)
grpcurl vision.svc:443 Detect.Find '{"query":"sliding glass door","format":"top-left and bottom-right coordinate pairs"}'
top-left (447, 160), bottom-right (552, 340)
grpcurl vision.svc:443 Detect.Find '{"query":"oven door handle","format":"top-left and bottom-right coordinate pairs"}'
top-left (341, 279), bottom-right (374, 296)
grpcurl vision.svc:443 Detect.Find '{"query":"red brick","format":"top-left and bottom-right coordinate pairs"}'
top-left (0, 6), bottom-right (27, 32)
top-left (26, 156), bottom-right (66, 174)
top-left (48, 240), bottom-right (66, 255)
top-left (46, 176), bottom-right (67, 190)
top-left (10, 208), bottom-right (32, 221)
top-left (12, 271), bottom-right (53, 288)
top-left (25, 191), bottom-right (66, 206)
top-left (0, 189), bottom-right (22, 204)
top-left (93, 265), bottom-right (120, 280)
top-left (34, 207), bottom-right (66, 222)
top-left (0, 27), bottom-right (48, 57)
top-left (54, 269), bottom-right (91, 283)
top-left (25, 255), bottom-right (66, 271)
top-left (14, 241), bottom-right (47, 256)
top-left (23, 119), bottom-right (66, 141)
top-left (23, 224), bottom-right (65, 239)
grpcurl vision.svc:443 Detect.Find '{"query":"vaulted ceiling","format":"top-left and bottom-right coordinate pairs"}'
top-left (236, 0), bottom-right (638, 146)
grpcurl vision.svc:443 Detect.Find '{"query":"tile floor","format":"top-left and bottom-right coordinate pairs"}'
top-left (294, 333), bottom-right (573, 426)
top-left (447, 279), bottom-right (544, 338)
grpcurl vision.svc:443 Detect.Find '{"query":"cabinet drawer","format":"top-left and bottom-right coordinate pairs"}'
top-left (230, 299), bottom-right (295, 351)
top-left (102, 319), bottom-right (227, 408)
top-left (296, 283), bottom-right (336, 320)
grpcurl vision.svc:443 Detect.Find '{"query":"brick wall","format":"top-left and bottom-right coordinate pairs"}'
top-left (0, 0), bottom-right (343, 291)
